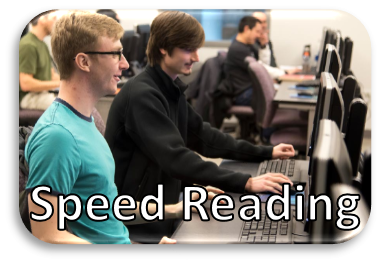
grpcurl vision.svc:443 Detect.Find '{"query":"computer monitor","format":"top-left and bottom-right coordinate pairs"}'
top-left (307, 119), bottom-right (354, 243)
top-left (308, 72), bottom-right (345, 162)
top-left (341, 75), bottom-right (357, 133)
top-left (342, 37), bottom-right (354, 76)
top-left (333, 30), bottom-right (345, 63)
top-left (319, 44), bottom-right (342, 84)
top-left (344, 98), bottom-right (367, 177)
top-left (315, 27), bottom-right (331, 77)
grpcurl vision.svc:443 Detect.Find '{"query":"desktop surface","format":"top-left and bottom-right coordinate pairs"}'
top-left (171, 159), bottom-right (310, 244)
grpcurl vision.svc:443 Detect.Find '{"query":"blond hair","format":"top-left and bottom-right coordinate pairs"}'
top-left (51, 11), bottom-right (124, 80)
top-left (146, 11), bottom-right (205, 66)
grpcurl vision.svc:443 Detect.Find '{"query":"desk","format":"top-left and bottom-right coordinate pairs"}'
top-left (278, 74), bottom-right (315, 82)
top-left (273, 81), bottom-right (317, 155)
top-left (171, 159), bottom-right (310, 244)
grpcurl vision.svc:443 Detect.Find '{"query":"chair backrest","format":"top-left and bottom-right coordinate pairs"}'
top-left (247, 59), bottom-right (277, 128)
top-left (19, 109), bottom-right (44, 127)
top-left (92, 107), bottom-right (105, 136)
top-left (19, 126), bottom-right (33, 232)
top-left (136, 24), bottom-right (150, 65)
top-left (121, 30), bottom-right (140, 62)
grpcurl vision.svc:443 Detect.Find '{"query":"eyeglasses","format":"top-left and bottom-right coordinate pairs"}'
top-left (73, 50), bottom-right (123, 61)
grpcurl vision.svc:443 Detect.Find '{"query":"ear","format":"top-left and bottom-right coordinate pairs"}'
top-left (159, 48), bottom-right (167, 56)
top-left (74, 54), bottom-right (91, 73)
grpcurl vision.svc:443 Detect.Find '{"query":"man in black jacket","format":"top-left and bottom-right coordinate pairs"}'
top-left (105, 11), bottom-right (295, 243)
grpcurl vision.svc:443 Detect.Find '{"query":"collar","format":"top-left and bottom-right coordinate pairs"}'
top-left (145, 64), bottom-right (188, 100)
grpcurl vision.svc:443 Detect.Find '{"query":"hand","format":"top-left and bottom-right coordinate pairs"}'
top-left (259, 30), bottom-right (269, 46)
top-left (159, 236), bottom-right (177, 244)
top-left (172, 186), bottom-right (225, 217)
top-left (286, 68), bottom-right (302, 75)
top-left (244, 173), bottom-right (293, 195)
top-left (192, 186), bottom-right (226, 212)
top-left (272, 143), bottom-right (295, 159)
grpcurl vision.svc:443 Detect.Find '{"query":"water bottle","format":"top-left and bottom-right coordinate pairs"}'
top-left (302, 45), bottom-right (311, 74)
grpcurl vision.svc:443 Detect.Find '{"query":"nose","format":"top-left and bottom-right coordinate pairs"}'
top-left (191, 50), bottom-right (199, 62)
top-left (120, 54), bottom-right (129, 71)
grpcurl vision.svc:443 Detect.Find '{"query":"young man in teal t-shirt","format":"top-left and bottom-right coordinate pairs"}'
top-left (25, 11), bottom-right (222, 244)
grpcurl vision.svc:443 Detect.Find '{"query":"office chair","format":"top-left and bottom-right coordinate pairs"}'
top-left (92, 107), bottom-right (106, 136)
top-left (136, 24), bottom-right (150, 67)
top-left (121, 30), bottom-right (141, 77)
top-left (247, 60), bottom-right (308, 151)
top-left (222, 55), bottom-right (258, 140)
top-left (19, 108), bottom-right (44, 127)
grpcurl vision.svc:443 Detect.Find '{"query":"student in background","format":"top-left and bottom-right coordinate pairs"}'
top-left (19, 10), bottom-right (60, 110)
top-left (25, 10), bottom-right (215, 244)
top-left (253, 11), bottom-right (301, 79)
top-left (252, 11), bottom-right (278, 68)
top-left (105, 11), bottom-right (295, 243)
top-left (224, 16), bottom-right (263, 106)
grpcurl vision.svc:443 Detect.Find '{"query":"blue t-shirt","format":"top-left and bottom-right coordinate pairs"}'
top-left (25, 98), bottom-right (131, 244)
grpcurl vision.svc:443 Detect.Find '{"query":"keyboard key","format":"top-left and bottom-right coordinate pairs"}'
top-left (271, 161), bottom-right (277, 173)
top-left (240, 236), bottom-right (248, 242)
top-left (270, 229), bottom-right (277, 235)
top-left (259, 236), bottom-right (269, 243)
top-left (276, 160), bottom-right (282, 172)
top-left (281, 229), bottom-right (288, 235)
top-left (269, 236), bottom-right (276, 243)
top-left (263, 229), bottom-right (270, 235)
top-left (281, 160), bottom-right (287, 170)
top-left (266, 161), bottom-right (272, 172)
top-left (248, 235), bottom-right (255, 243)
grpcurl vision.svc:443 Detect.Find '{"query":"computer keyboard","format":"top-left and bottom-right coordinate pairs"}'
top-left (258, 159), bottom-right (296, 177)
top-left (296, 79), bottom-right (320, 87)
top-left (240, 209), bottom-right (294, 243)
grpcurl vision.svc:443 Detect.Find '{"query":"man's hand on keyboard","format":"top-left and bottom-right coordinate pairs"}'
top-left (272, 144), bottom-right (295, 159)
top-left (244, 173), bottom-right (293, 195)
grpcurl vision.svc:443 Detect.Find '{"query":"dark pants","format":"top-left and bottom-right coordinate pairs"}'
top-left (234, 87), bottom-right (253, 106)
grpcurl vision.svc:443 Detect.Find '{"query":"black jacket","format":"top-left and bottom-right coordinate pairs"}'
top-left (105, 65), bottom-right (273, 243)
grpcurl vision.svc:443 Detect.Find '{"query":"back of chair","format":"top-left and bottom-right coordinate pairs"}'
top-left (92, 107), bottom-right (105, 136)
top-left (247, 60), bottom-right (277, 129)
top-left (19, 108), bottom-right (44, 127)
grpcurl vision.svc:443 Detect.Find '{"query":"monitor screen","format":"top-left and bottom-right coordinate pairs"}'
top-left (321, 44), bottom-right (342, 84)
top-left (315, 28), bottom-right (330, 77)
top-left (307, 72), bottom-right (344, 174)
top-left (333, 30), bottom-right (345, 64)
top-left (342, 37), bottom-right (353, 76)
top-left (307, 119), bottom-right (353, 243)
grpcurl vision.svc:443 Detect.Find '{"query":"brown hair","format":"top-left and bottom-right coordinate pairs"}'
top-left (51, 11), bottom-right (124, 80)
top-left (146, 11), bottom-right (205, 66)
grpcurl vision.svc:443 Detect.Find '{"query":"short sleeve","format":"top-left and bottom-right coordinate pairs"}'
top-left (19, 43), bottom-right (37, 75)
top-left (25, 124), bottom-right (81, 195)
